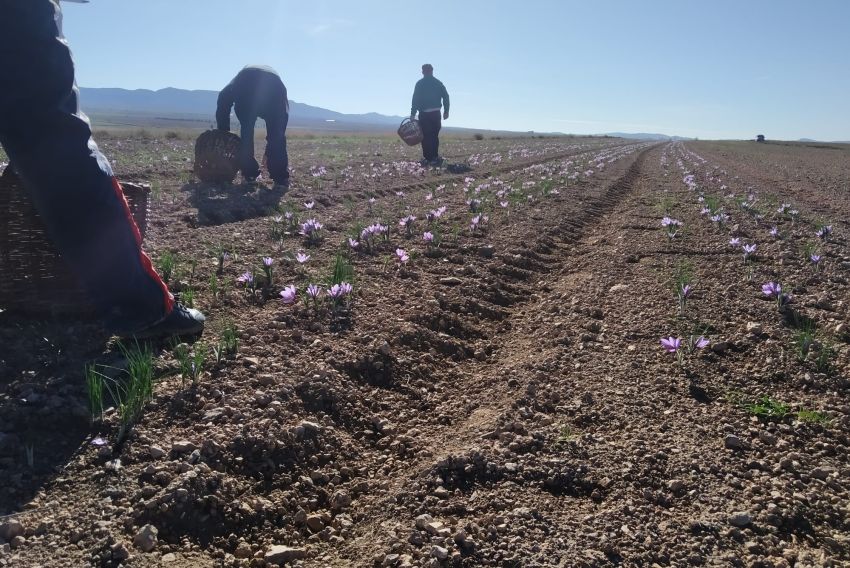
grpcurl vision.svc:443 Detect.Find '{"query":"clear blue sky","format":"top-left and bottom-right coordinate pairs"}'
top-left (62, 0), bottom-right (850, 140)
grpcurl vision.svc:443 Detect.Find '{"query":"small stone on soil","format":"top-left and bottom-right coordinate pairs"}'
top-left (264, 545), bottom-right (306, 565)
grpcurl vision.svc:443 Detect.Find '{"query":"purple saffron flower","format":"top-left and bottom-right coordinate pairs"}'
top-left (729, 237), bottom-right (741, 247)
top-left (695, 336), bottom-right (709, 349)
top-left (304, 201), bottom-right (315, 209)
top-left (348, 237), bottom-right (360, 250)
top-left (395, 248), bottom-right (409, 263)
top-left (810, 254), bottom-right (821, 264)
top-left (295, 252), bottom-right (310, 264)
top-left (680, 284), bottom-right (692, 298)
top-left (90, 437), bottom-right (108, 447)
top-left (399, 214), bottom-right (416, 228)
top-left (306, 284), bottom-right (322, 299)
top-left (300, 218), bottom-right (323, 241)
top-left (262, 257), bottom-right (274, 267)
top-left (500, 201), bottom-right (509, 208)
top-left (742, 244), bottom-right (756, 259)
top-left (761, 281), bottom-right (782, 297)
top-left (769, 226), bottom-right (779, 238)
top-left (816, 225), bottom-right (833, 240)
top-left (279, 285), bottom-right (297, 304)
top-left (236, 271), bottom-right (253, 285)
top-left (328, 282), bottom-right (352, 300)
top-left (423, 231), bottom-right (434, 243)
top-left (660, 337), bottom-right (681, 353)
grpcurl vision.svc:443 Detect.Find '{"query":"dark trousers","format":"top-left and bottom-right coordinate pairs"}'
top-left (237, 110), bottom-right (289, 183)
top-left (0, 0), bottom-right (172, 332)
top-left (419, 110), bottom-right (442, 161)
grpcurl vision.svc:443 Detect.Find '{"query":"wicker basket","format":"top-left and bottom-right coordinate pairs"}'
top-left (193, 129), bottom-right (241, 183)
top-left (397, 118), bottom-right (423, 146)
top-left (0, 168), bottom-right (150, 316)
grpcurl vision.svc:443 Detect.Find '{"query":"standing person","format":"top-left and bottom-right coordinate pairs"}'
top-left (410, 63), bottom-right (450, 167)
top-left (216, 65), bottom-right (290, 188)
top-left (0, 0), bottom-right (205, 339)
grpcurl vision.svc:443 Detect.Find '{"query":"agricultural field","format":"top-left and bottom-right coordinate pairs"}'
top-left (1, 133), bottom-right (849, 567)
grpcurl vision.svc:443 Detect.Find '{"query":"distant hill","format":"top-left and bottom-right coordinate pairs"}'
top-left (78, 87), bottom-right (405, 130)
top-left (603, 132), bottom-right (691, 141)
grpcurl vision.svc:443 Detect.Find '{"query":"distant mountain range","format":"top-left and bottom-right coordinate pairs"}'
top-left (78, 87), bottom-right (708, 140)
top-left (602, 132), bottom-right (692, 141)
top-left (78, 87), bottom-right (406, 130)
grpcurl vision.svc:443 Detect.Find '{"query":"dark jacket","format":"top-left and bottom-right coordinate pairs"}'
top-left (216, 65), bottom-right (289, 131)
top-left (411, 75), bottom-right (450, 116)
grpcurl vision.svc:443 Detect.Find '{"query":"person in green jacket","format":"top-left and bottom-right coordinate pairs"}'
top-left (410, 64), bottom-right (450, 166)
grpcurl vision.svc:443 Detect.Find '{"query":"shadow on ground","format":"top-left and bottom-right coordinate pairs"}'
top-left (0, 313), bottom-right (108, 515)
top-left (185, 181), bottom-right (287, 227)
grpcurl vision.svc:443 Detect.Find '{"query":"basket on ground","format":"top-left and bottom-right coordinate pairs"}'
top-left (397, 118), bottom-right (423, 146)
top-left (0, 167), bottom-right (150, 316)
top-left (193, 129), bottom-right (241, 183)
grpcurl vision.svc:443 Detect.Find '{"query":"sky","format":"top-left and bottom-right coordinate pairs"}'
top-left (61, 0), bottom-right (850, 140)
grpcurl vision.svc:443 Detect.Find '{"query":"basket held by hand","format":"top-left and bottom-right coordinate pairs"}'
top-left (397, 118), bottom-right (423, 146)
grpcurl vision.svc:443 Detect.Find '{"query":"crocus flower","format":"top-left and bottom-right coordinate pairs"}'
top-left (423, 231), bottom-right (434, 243)
top-left (500, 201), bottom-right (509, 208)
top-left (304, 201), bottom-right (315, 209)
top-left (769, 226), bottom-right (779, 238)
top-left (262, 257), bottom-right (274, 267)
top-left (660, 337), bottom-right (681, 353)
top-left (295, 252), bottom-right (310, 264)
top-left (279, 285), bottom-right (297, 304)
top-left (395, 248), bottom-right (409, 263)
top-left (742, 244), bottom-right (756, 262)
top-left (695, 336), bottom-right (709, 349)
top-left (729, 237), bottom-right (741, 247)
top-left (327, 282), bottom-right (352, 300)
top-left (348, 238), bottom-right (360, 250)
top-left (816, 225), bottom-right (832, 240)
top-left (236, 271), bottom-right (253, 285)
top-left (306, 283), bottom-right (322, 299)
top-left (300, 219), bottom-right (323, 242)
top-left (761, 281), bottom-right (782, 297)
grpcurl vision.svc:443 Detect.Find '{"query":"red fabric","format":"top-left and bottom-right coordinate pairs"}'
top-left (110, 177), bottom-right (174, 313)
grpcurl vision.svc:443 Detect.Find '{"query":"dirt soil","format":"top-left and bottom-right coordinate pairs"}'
top-left (1, 136), bottom-right (849, 567)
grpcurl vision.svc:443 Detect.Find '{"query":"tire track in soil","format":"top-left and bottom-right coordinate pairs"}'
top-left (323, 145), bottom-right (656, 565)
